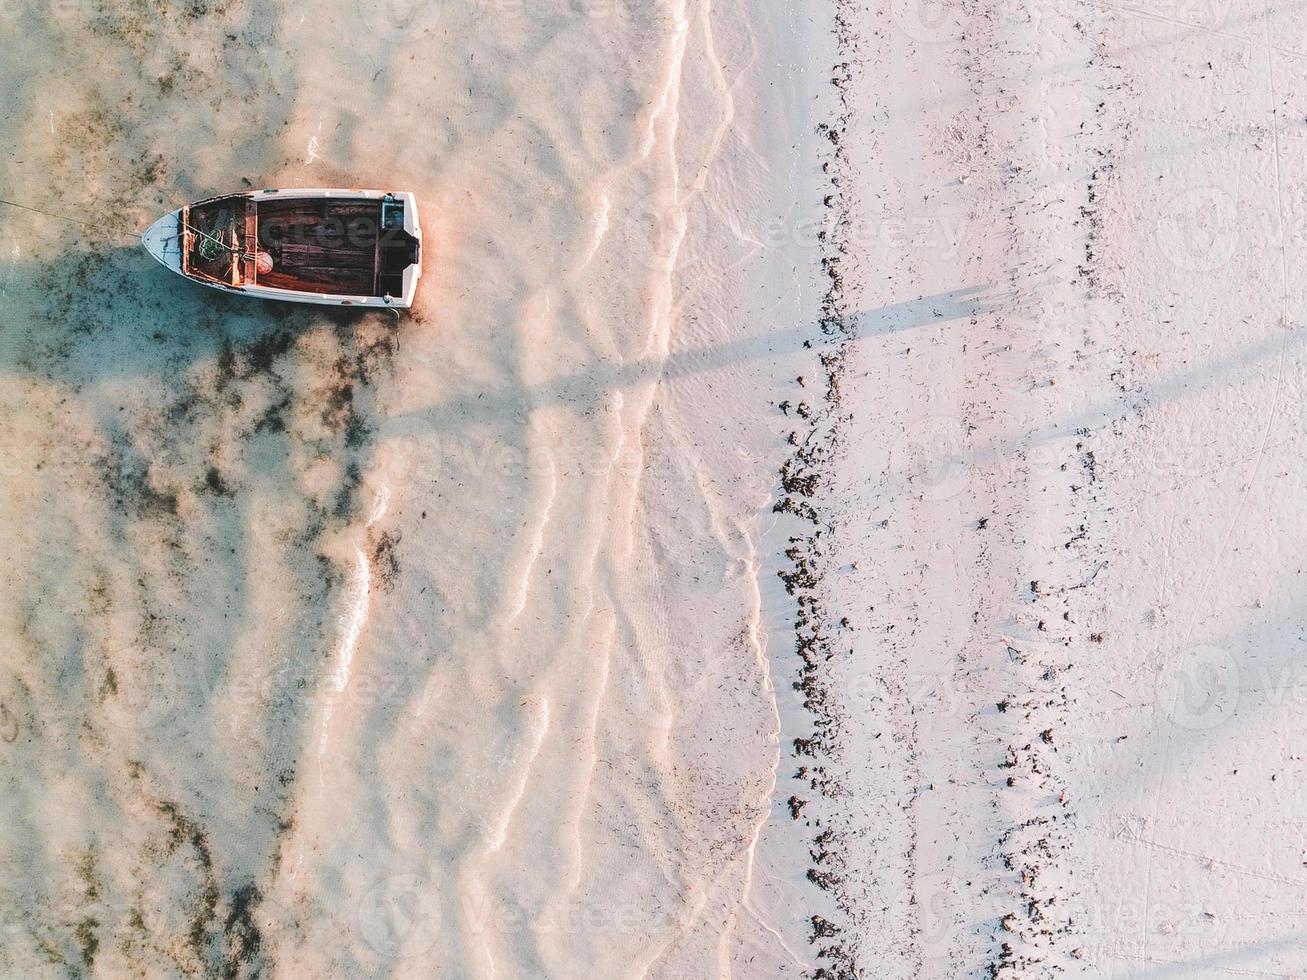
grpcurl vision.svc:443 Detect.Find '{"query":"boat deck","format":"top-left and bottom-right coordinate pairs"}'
top-left (255, 198), bottom-right (380, 296)
top-left (176, 191), bottom-right (420, 302)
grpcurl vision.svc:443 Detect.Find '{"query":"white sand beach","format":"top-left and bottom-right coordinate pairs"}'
top-left (1, 0), bottom-right (1305, 977)
top-left (765, 0), bottom-right (1307, 976)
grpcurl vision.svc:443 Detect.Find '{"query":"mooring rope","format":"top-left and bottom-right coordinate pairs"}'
top-left (0, 197), bottom-right (259, 261)
top-left (0, 197), bottom-right (106, 231)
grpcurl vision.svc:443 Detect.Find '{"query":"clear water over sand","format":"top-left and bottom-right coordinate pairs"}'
top-left (0, 1), bottom-right (827, 975)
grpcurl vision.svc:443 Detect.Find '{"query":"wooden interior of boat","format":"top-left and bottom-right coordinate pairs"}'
top-left (183, 194), bottom-right (419, 298)
top-left (255, 198), bottom-right (379, 295)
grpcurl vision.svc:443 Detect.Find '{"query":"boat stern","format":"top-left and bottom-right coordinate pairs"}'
top-left (373, 191), bottom-right (423, 308)
top-left (395, 192), bottom-right (422, 307)
top-left (141, 208), bottom-right (184, 272)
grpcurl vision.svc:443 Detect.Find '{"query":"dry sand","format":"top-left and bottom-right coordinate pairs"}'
top-left (2, 0), bottom-right (1305, 977)
top-left (763, 0), bottom-right (1307, 977)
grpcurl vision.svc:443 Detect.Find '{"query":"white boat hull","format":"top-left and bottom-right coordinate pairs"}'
top-left (142, 188), bottom-right (423, 309)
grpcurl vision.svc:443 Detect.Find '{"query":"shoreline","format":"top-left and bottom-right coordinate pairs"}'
top-left (760, 0), bottom-right (866, 974)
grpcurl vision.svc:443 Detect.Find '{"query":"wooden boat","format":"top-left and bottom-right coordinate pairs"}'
top-left (142, 188), bottom-right (422, 308)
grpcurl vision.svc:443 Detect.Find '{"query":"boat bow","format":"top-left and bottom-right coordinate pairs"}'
top-left (142, 208), bottom-right (184, 272)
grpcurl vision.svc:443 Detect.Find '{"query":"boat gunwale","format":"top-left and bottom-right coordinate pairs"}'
top-left (151, 189), bottom-right (422, 307)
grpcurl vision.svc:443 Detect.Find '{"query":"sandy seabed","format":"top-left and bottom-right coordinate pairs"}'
top-left (2, 0), bottom-right (1305, 977)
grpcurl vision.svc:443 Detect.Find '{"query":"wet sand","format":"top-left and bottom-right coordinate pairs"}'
top-left (1, 0), bottom-right (825, 975)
